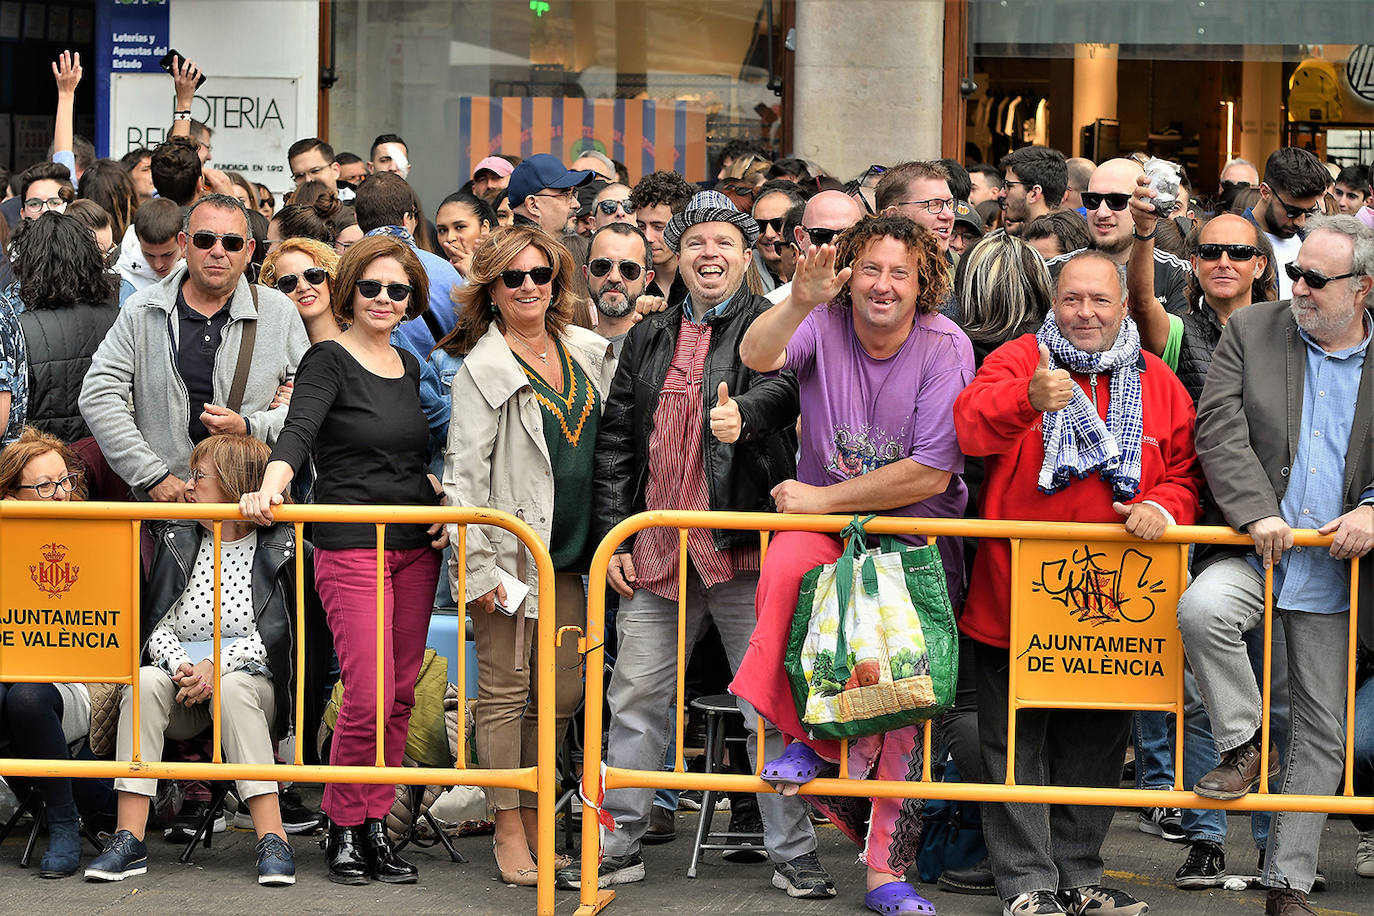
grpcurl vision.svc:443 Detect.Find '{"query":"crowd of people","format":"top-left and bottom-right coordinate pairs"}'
top-left (1, 49), bottom-right (1374, 916)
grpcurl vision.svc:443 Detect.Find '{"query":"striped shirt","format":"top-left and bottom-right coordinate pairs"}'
top-left (632, 315), bottom-right (759, 599)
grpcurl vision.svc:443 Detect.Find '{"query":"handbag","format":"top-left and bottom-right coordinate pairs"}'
top-left (784, 515), bottom-right (958, 740)
top-left (915, 757), bottom-right (988, 882)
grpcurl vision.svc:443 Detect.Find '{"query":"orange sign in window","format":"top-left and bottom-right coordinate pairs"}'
top-left (0, 519), bottom-right (137, 682)
top-left (1013, 539), bottom-right (1186, 709)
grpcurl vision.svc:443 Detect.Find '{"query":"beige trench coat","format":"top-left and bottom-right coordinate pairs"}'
top-left (442, 322), bottom-right (616, 617)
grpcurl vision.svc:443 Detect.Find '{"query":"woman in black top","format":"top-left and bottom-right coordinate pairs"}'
top-left (240, 235), bottom-right (446, 886)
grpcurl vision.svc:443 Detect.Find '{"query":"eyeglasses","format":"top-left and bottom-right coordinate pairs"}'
top-left (291, 163), bottom-right (332, 183)
top-left (187, 469), bottom-right (218, 485)
top-left (1267, 186), bottom-right (1321, 220)
top-left (190, 230), bottom-right (247, 252)
top-left (1196, 243), bottom-right (1261, 262)
top-left (594, 199), bottom-right (636, 217)
top-left (275, 267), bottom-right (330, 294)
top-left (1001, 179), bottom-right (1029, 193)
top-left (802, 226), bottom-right (841, 247)
top-left (500, 266), bottom-right (555, 289)
top-left (587, 258), bottom-right (644, 281)
top-left (756, 216), bottom-right (786, 234)
top-left (23, 197), bottom-right (67, 214)
top-left (355, 279), bottom-right (413, 301)
top-left (1285, 262), bottom-right (1356, 290)
top-left (17, 472), bottom-right (81, 499)
top-left (1080, 192), bottom-right (1132, 211)
top-left (895, 197), bottom-right (954, 214)
top-left (532, 189), bottom-right (576, 202)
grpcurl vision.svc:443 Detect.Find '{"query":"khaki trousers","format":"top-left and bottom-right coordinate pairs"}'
top-left (115, 665), bottom-right (278, 801)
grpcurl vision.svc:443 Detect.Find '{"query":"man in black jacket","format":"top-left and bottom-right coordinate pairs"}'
top-left (562, 191), bottom-right (832, 899)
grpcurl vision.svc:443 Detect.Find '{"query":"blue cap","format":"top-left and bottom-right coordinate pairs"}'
top-left (507, 154), bottom-right (594, 210)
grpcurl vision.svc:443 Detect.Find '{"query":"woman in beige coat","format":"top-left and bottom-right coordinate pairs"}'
top-left (438, 224), bottom-right (614, 885)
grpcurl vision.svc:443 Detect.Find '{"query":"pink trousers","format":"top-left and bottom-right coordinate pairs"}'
top-left (315, 546), bottom-right (440, 825)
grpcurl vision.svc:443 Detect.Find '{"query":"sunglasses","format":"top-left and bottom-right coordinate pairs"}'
top-left (1080, 192), bottom-right (1132, 211)
top-left (355, 279), bottom-right (412, 301)
top-left (595, 199), bottom-right (636, 216)
top-left (757, 216), bottom-right (786, 234)
top-left (587, 258), bottom-right (644, 281)
top-left (1220, 179), bottom-right (1251, 191)
top-left (190, 230), bottom-right (247, 252)
top-left (16, 472), bottom-right (81, 499)
top-left (275, 266), bottom-right (330, 294)
top-left (1285, 262), bottom-right (1355, 290)
top-left (1268, 187), bottom-right (1321, 220)
top-left (1196, 243), bottom-right (1261, 262)
top-left (719, 183), bottom-right (757, 199)
top-left (500, 266), bottom-right (555, 289)
top-left (802, 226), bottom-right (841, 247)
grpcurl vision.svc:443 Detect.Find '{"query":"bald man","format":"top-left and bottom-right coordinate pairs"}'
top-left (765, 190), bottom-right (865, 304)
top-left (1046, 157), bottom-right (1192, 314)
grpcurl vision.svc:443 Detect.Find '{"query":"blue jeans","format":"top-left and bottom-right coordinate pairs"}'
top-left (1178, 611), bottom-right (1288, 847)
top-left (1351, 668), bottom-right (1374, 833)
top-left (1133, 711), bottom-right (1174, 789)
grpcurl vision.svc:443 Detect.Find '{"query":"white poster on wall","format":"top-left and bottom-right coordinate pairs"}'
top-left (110, 75), bottom-right (298, 189)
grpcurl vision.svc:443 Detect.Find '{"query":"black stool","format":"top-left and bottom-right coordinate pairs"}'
top-left (686, 694), bottom-right (764, 878)
top-left (0, 785), bottom-right (105, 867)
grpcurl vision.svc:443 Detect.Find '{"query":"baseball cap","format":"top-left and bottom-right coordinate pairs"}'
top-left (507, 153), bottom-right (594, 210)
top-left (952, 200), bottom-right (984, 237)
top-left (473, 156), bottom-right (514, 180)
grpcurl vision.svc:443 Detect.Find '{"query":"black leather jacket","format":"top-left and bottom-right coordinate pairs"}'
top-left (593, 287), bottom-right (800, 551)
top-left (142, 521), bottom-right (316, 740)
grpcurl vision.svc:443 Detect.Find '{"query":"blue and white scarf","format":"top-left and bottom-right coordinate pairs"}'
top-left (1035, 314), bottom-right (1144, 500)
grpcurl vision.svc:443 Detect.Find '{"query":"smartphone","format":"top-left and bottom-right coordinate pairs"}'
top-left (159, 49), bottom-right (207, 90)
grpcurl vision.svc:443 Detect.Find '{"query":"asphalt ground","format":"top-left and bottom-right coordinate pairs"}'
top-left (0, 790), bottom-right (1368, 915)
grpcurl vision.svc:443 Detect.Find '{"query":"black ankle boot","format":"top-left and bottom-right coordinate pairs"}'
top-left (325, 822), bottom-right (370, 885)
top-left (364, 818), bottom-right (418, 884)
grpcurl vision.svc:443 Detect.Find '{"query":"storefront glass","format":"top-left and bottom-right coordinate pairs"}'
top-left (329, 0), bottom-right (784, 209)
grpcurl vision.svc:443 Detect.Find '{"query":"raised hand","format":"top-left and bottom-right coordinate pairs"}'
top-left (53, 50), bottom-right (82, 96)
top-left (790, 243), bottom-right (852, 311)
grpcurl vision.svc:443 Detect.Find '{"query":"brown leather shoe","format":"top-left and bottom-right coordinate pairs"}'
top-left (1265, 888), bottom-right (1316, 915)
top-left (1194, 740), bottom-right (1280, 800)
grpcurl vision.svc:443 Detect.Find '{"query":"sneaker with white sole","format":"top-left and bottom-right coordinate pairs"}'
top-left (1138, 805), bottom-right (1184, 842)
top-left (1005, 890), bottom-right (1069, 915)
top-left (1059, 884), bottom-right (1149, 915)
top-left (84, 829), bottom-right (149, 882)
top-left (1357, 829), bottom-right (1374, 879)
top-left (554, 851), bottom-right (644, 889)
top-left (771, 851), bottom-right (837, 899)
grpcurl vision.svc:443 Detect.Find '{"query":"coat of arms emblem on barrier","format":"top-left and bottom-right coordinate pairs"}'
top-left (30, 542), bottom-right (79, 599)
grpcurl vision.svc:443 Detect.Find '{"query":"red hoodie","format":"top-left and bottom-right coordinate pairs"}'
top-left (953, 334), bottom-right (1204, 648)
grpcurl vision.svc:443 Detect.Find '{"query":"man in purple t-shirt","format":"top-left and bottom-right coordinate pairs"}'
top-left (731, 214), bottom-right (974, 914)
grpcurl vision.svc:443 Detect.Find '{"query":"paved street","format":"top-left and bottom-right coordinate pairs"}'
top-left (0, 794), bottom-right (1368, 915)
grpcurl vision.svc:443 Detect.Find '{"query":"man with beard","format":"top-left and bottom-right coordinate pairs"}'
top-left (585, 222), bottom-right (653, 358)
top-left (1244, 148), bottom-right (1328, 300)
top-left (1048, 158), bottom-right (1192, 315)
top-left (999, 146), bottom-right (1067, 237)
top-left (1180, 215), bottom-right (1374, 916)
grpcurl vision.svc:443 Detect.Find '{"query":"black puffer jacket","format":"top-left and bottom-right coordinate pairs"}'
top-left (20, 300), bottom-right (119, 442)
top-left (1174, 300), bottom-right (1225, 405)
top-left (593, 287), bottom-right (800, 551)
top-left (142, 521), bottom-right (323, 741)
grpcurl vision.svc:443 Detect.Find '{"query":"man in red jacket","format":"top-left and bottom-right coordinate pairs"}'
top-left (953, 250), bottom-right (1204, 916)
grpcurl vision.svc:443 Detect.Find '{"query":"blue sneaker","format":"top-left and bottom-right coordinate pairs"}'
top-left (84, 829), bottom-right (148, 882)
top-left (256, 833), bottom-right (296, 886)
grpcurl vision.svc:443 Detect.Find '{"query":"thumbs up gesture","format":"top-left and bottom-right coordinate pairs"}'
top-left (709, 380), bottom-right (743, 444)
top-left (1028, 344), bottom-right (1076, 413)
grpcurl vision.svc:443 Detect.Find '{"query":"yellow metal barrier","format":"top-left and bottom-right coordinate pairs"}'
top-left (0, 501), bottom-right (560, 916)
top-left (574, 510), bottom-right (1374, 915)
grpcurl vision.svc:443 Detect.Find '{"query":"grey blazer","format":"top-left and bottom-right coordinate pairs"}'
top-left (1195, 299), bottom-right (1374, 647)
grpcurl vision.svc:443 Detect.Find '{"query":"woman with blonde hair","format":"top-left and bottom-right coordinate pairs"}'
top-left (85, 433), bottom-right (299, 886)
top-left (260, 238), bottom-right (343, 344)
top-left (437, 224), bottom-right (615, 885)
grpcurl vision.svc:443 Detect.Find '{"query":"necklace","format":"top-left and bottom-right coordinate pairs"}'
top-left (509, 332), bottom-right (550, 363)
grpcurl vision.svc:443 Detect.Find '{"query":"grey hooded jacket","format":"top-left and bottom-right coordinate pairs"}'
top-left (79, 263), bottom-right (309, 495)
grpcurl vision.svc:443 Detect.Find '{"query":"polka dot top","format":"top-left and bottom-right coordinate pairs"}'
top-left (147, 531), bottom-right (270, 678)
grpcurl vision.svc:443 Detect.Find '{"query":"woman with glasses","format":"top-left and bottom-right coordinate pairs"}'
top-left (10, 211), bottom-right (117, 442)
top-left (86, 434), bottom-right (299, 886)
top-left (239, 235), bottom-right (447, 886)
top-left (0, 428), bottom-right (117, 878)
top-left (259, 238), bottom-right (343, 344)
top-left (436, 224), bottom-right (615, 886)
top-left (434, 191), bottom-right (495, 279)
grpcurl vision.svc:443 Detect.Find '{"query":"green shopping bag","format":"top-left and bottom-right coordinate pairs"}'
top-left (783, 515), bottom-right (959, 740)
